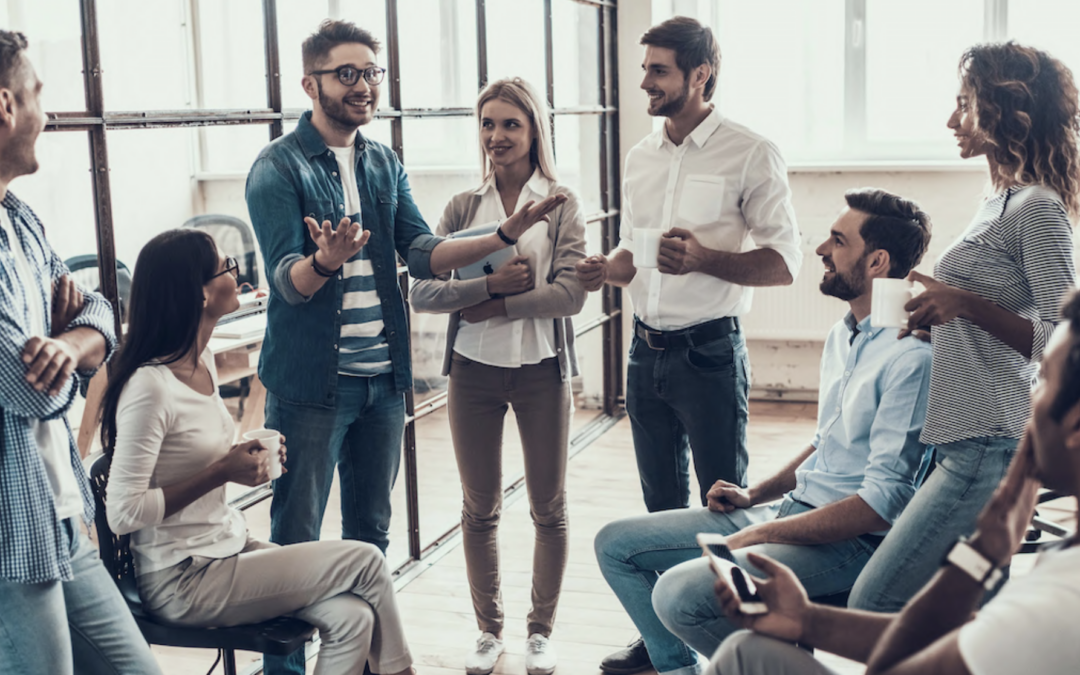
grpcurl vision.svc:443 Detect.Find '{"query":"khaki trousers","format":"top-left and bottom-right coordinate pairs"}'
top-left (708, 632), bottom-right (841, 675)
top-left (447, 354), bottom-right (571, 637)
top-left (138, 537), bottom-right (411, 675)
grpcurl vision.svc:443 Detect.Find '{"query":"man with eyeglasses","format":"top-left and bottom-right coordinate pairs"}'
top-left (246, 19), bottom-right (561, 675)
top-left (0, 30), bottom-right (161, 675)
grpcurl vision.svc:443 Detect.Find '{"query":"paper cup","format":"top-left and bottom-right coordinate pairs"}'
top-left (871, 278), bottom-right (917, 328)
top-left (243, 429), bottom-right (282, 480)
top-left (634, 228), bottom-right (662, 269)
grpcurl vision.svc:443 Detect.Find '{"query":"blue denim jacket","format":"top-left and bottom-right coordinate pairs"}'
top-left (246, 111), bottom-right (441, 406)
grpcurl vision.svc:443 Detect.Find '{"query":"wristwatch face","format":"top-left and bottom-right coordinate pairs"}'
top-left (947, 540), bottom-right (997, 588)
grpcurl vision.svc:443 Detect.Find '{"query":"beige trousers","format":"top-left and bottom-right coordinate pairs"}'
top-left (708, 631), bottom-right (841, 675)
top-left (138, 537), bottom-right (411, 675)
top-left (447, 354), bottom-right (571, 637)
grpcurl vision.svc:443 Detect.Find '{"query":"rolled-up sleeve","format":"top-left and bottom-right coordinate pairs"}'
top-left (1013, 197), bottom-right (1075, 363)
top-left (859, 345), bottom-right (932, 524)
top-left (245, 157), bottom-right (310, 306)
top-left (740, 140), bottom-right (802, 282)
top-left (107, 369), bottom-right (170, 536)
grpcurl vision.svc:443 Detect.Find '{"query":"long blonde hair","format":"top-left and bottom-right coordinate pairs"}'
top-left (476, 77), bottom-right (558, 182)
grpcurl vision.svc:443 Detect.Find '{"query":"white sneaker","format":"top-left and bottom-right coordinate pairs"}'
top-left (465, 632), bottom-right (504, 675)
top-left (525, 633), bottom-right (557, 675)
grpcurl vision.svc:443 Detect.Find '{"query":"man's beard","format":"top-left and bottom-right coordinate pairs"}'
top-left (650, 79), bottom-right (690, 117)
top-left (316, 79), bottom-right (370, 131)
top-left (819, 256), bottom-right (868, 301)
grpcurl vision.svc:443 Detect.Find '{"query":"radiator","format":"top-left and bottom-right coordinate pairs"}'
top-left (740, 261), bottom-right (848, 341)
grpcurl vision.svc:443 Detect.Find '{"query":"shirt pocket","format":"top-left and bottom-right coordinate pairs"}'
top-left (302, 199), bottom-right (338, 227)
top-left (678, 174), bottom-right (725, 225)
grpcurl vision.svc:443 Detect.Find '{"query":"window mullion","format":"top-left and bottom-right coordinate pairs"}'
top-left (985, 0), bottom-right (1008, 41)
top-left (844, 0), bottom-right (867, 159)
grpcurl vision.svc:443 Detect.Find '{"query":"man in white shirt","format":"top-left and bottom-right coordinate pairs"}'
top-left (706, 290), bottom-right (1080, 675)
top-left (576, 16), bottom-right (802, 515)
top-left (0, 31), bottom-right (160, 675)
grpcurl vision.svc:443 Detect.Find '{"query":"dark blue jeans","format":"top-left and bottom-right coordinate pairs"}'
top-left (626, 328), bottom-right (750, 512)
top-left (264, 372), bottom-right (404, 675)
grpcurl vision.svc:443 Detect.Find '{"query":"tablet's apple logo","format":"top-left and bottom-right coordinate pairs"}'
top-left (483, 262), bottom-right (494, 275)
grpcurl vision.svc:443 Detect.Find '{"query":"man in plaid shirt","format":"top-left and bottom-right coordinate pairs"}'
top-left (0, 31), bottom-right (159, 674)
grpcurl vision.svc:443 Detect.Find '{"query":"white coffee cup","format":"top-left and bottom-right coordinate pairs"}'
top-left (871, 278), bottom-right (918, 329)
top-left (634, 228), bottom-right (663, 269)
top-left (242, 429), bottom-right (283, 480)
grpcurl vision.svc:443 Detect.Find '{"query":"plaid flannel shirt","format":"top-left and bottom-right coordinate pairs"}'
top-left (0, 192), bottom-right (117, 584)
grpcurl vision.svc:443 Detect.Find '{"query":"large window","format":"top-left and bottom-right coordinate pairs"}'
top-left (659, 0), bottom-right (1080, 163)
top-left (14, 0), bottom-right (622, 575)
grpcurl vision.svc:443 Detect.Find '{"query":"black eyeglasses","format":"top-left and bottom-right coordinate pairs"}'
top-left (210, 256), bottom-right (239, 280)
top-left (308, 65), bottom-right (387, 87)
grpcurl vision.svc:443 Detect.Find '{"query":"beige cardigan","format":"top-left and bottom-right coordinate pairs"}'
top-left (410, 182), bottom-right (587, 381)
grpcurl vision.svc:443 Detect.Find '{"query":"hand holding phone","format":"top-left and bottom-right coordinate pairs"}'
top-left (696, 533), bottom-right (768, 615)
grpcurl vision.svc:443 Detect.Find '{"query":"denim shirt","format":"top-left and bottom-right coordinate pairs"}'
top-left (789, 313), bottom-right (932, 532)
top-left (245, 111), bottom-right (442, 406)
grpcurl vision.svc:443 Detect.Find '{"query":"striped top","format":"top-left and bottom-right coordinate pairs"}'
top-left (923, 184), bottom-right (1075, 445)
top-left (329, 143), bottom-right (391, 376)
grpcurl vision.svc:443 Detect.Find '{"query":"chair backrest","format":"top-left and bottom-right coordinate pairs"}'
top-left (182, 215), bottom-right (260, 290)
top-left (64, 255), bottom-right (134, 322)
top-left (89, 453), bottom-right (143, 608)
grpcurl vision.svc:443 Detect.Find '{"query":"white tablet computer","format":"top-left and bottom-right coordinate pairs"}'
top-left (450, 222), bottom-right (518, 280)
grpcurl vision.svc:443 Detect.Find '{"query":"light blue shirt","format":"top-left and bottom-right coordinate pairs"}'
top-left (789, 313), bottom-right (932, 529)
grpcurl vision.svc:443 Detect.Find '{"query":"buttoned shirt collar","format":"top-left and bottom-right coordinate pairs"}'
top-left (655, 105), bottom-right (724, 150)
top-left (472, 168), bottom-right (553, 200)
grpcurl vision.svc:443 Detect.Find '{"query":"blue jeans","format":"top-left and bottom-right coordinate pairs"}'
top-left (849, 435), bottom-right (1018, 612)
top-left (595, 500), bottom-right (877, 675)
top-left (265, 372), bottom-right (405, 675)
top-left (626, 328), bottom-right (750, 512)
top-left (0, 519), bottom-right (160, 675)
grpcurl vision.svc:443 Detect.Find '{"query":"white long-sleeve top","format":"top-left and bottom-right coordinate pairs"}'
top-left (106, 349), bottom-right (247, 575)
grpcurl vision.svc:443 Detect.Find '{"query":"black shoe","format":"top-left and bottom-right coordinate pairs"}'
top-left (600, 637), bottom-right (653, 675)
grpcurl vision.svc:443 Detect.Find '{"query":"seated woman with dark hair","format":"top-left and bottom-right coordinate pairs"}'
top-left (102, 229), bottom-right (414, 675)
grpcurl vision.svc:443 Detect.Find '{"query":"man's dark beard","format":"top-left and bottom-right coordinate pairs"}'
top-left (315, 79), bottom-right (365, 132)
top-left (819, 256), bottom-right (868, 301)
top-left (651, 79), bottom-right (690, 117)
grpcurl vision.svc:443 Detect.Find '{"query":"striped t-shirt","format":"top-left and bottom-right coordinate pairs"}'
top-left (329, 144), bottom-right (391, 376)
top-left (922, 184), bottom-right (1075, 445)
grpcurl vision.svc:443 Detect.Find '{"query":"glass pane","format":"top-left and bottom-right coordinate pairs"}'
top-left (865, 0), bottom-right (984, 150)
top-left (201, 124), bottom-right (274, 175)
top-left (399, 0), bottom-right (479, 109)
top-left (278, 0), bottom-right (389, 111)
top-left (99, 0), bottom-right (192, 110)
top-left (571, 322), bottom-right (605, 433)
top-left (554, 115), bottom-right (602, 216)
top-left (195, 0), bottom-right (269, 109)
top-left (385, 463), bottom-right (412, 571)
top-left (412, 406), bottom-right (463, 550)
top-left (485, 0), bottom-right (547, 96)
top-left (0, 1), bottom-right (86, 112)
top-left (11, 132), bottom-right (97, 266)
top-left (713, 0), bottom-right (845, 162)
top-left (410, 306), bottom-right (449, 403)
top-left (552, 0), bottom-right (601, 107)
top-left (1009, 1), bottom-right (1080, 78)
top-left (401, 118), bottom-right (482, 225)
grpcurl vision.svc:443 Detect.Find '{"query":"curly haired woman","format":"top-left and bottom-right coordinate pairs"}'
top-left (849, 42), bottom-right (1079, 612)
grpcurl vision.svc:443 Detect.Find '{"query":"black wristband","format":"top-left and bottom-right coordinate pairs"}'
top-left (496, 224), bottom-right (517, 246)
top-left (311, 253), bottom-right (340, 278)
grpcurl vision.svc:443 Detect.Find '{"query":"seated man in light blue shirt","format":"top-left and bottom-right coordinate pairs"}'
top-left (594, 188), bottom-right (934, 675)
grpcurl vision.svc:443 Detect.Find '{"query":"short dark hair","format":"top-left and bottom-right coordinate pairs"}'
top-left (844, 188), bottom-right (932, 279)
top-left (1050, 291), bottom-right (1080, 421)
top-left (0, 30), bottom-right (29, 93)
top-left (640, 16), bottom-right (720, 101)
top-left (301, 20), bottom-right (380, 74)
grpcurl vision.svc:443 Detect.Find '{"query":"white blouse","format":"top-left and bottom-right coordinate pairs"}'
top-left (106, 349), bottom-right (248, 575)
top-left (453, 169), bottom-right (558, 368)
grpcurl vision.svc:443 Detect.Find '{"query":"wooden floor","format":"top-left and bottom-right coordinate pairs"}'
top-left (145, 401), bottom-right (1071, 675)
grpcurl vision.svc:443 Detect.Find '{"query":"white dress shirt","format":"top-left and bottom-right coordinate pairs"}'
top-left (453, 169), bottom-right (558, 368)
top-left (618, 107), bottom-right (802, 331)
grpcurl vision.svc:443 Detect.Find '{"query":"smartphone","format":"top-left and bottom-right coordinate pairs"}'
top-left (696, 533), bottom-right (768, 615)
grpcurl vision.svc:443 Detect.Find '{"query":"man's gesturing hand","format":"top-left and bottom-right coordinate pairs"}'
top-left (305, 217), bottom-right (371, 271)
top-left (22, 336), bottom-right (79, 396)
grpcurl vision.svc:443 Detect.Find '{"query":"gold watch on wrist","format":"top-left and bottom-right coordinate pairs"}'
top-left (944, 536), bottom-right (1003, 591)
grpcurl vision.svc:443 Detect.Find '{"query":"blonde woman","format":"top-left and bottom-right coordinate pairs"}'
top-left (411, 78), bottom-right (586, 675)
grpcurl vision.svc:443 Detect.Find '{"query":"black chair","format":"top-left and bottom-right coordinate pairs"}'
top-left (89, 454), bottom-right (315, 675)
top-left (64, 254), bottom-right (133, 322)
top-left (182, 214), bottom-right (260, 290)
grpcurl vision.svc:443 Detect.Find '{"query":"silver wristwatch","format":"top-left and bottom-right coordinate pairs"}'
top-left (945, 537), bottom-right (1003, 591)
